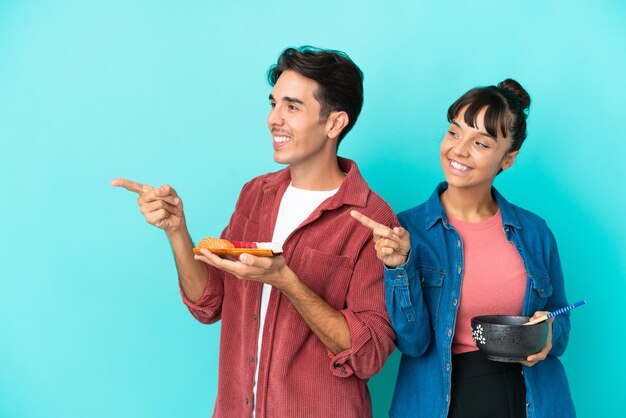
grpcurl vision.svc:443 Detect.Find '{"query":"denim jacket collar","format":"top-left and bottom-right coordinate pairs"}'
top-left (424, 182), bottom-right (522, 230)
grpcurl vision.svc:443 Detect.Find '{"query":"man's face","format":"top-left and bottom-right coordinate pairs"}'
top-left (267, 70), bottom-right (333, 168)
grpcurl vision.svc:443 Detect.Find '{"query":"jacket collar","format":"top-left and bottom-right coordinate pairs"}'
top-left (424, 182), bottom-right (522, 230)
top-left (261, 157), bottom-right (370, 209)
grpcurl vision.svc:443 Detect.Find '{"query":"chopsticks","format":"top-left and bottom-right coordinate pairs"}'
top-left (523, 300), bottom-right (586, 325)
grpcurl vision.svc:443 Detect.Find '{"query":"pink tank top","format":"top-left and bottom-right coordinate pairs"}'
top-left (448, 210), bottom-right (527, 355)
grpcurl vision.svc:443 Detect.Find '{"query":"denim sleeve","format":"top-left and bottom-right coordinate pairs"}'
top-left (384, 253), bottom-right (433, 358)
top-left (545, 228), bottom-right (570, 356)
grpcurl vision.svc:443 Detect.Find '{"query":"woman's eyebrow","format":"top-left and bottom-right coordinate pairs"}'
top-left (452, 119), bottom-right (497, 140)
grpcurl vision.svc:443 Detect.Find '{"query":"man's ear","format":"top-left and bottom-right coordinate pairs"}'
top-left (500, 150), bottom-right (519, 171)
top-left (326, 111), bottom-right (349, 140)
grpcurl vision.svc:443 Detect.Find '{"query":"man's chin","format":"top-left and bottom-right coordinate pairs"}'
top-left (273, 152), bottom-right (291, 166)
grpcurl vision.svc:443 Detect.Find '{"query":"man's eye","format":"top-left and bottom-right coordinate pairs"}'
top-left (288, 105), bottom-right (299, 111)
top-left (269, 102), bottom-right (276, 108)
top-left (448, 130), bottom-right (459, 138)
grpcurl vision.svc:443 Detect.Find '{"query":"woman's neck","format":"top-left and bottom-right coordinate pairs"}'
top-left (440, 185), bottom-right (498, 222)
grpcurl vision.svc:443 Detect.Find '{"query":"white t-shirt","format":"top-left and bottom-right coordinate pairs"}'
top-left (252, 182), bottom-right (339, 415)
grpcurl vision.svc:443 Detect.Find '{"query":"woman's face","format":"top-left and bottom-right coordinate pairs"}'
top-left (440, 106), bottom-right (518, 192)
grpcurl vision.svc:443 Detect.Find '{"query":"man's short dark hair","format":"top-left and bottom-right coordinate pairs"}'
top-left (267, 46), bottom-right (364, 144)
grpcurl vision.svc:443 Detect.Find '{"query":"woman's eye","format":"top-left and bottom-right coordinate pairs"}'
top-left (475, 141), bottom-right (489, 149)
top-left (448, 130), bottom-right (459, 138)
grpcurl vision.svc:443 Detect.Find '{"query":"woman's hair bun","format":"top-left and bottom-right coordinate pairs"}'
top-left (498, 78), bottom-right (531, 111)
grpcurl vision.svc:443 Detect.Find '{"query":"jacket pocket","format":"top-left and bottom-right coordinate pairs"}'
top-left (298, 247), bottom-right (353, 309)
top-left (529, 274), bottom-right (553, 299)
top-left (527, 274), bottom-right (553, 313)
top-left (417, 265), bottom-right (446, 325)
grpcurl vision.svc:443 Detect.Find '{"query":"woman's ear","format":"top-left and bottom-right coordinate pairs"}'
top-left (500, 150), bottom-right (519, 171)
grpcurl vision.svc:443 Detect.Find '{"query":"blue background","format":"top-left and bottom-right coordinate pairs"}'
top-left (1, 1), bottom-right (624, 417)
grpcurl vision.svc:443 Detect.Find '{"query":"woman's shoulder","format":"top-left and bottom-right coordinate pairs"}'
top-left (396, 184), bottom-right (445, 230)
top-left (398, 200), bottom-right (428, 216)
top-left (500, 198), bottom-right (556, 242)
top-left (397, 201), bottom-right (430, 228)
top-left (510, 202), bottom-right (548, 224)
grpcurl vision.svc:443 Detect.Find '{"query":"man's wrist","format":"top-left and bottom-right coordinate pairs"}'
top-left (276, 267), bottom-right (301, 296)
top-left (165, 222), bottom-right (190, 244)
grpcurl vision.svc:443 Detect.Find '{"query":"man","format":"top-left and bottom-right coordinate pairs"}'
top-left (112, 46), bottom-right (396, 417)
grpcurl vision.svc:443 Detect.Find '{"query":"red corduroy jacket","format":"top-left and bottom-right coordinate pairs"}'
top-left (182, 158), bottom-right (397, 418)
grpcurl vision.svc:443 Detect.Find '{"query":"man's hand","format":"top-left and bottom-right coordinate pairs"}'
top-left (194, 249), bottom-right (296, 290)
top-left (111, 178), bottom-right (184, 234)
top-left (523, 311), bottom-right (553, 367)
top-left (195, 248), bottom-right (352, 354)
top-left (350, 210), bottom-right (410, 268)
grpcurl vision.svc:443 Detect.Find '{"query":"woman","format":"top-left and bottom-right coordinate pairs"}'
top-left (352, 79), bottom-right (575, 418)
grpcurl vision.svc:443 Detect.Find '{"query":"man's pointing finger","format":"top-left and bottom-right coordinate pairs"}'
top-left (111, 178), bottom-right (153, 195)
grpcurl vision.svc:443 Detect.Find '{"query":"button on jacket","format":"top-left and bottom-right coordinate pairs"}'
top-left (385, 182), bottom-right (575, 418)
top-left (182, 158), bottom-right (397, 418)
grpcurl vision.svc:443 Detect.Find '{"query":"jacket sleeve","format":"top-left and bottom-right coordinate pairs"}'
top-left (179, 180), bottom-right (256, 324)
top-left (326, 232), bottom-right (397, 380)
top-left (180, 267), bottom-right (225, 324)
top-left (544, 227), bottom-right (570, 356)
top-left (384, 250), bottom-right (434, 358)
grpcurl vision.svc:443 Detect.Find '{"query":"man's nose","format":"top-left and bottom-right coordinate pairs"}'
top-left (268, 106), bottom-right (284, 127)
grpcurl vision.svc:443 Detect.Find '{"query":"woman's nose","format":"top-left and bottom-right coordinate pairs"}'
top-left (453, 138), bottom-right (470, 156)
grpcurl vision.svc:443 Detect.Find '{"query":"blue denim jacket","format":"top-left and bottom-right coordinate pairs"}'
top-left (385, 183), bottom-right (575, 418)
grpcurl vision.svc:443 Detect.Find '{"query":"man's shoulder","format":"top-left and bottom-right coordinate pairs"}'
top-left (227, 169), bottom-right (287, 216)
top-left (358, 189), bottom-right (398, 225)
top-left (239, 168), bottom-right (287, 193)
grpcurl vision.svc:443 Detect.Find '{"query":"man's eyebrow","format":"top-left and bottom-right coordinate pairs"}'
top-left (268, 94), bottom-right (304, 105)
top-left (284, 96), bottom-right (305, 105)
top-left (451, 120), bottom-right (497, 141)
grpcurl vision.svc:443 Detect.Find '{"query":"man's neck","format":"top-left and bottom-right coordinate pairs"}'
top-left (289, 157), bottom-right (345, 191)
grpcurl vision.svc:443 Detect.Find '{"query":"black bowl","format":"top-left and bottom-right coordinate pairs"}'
top-left (471, 315), bottom-right (549, 362)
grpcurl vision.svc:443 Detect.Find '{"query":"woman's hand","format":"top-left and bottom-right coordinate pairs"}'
top-left (522, 310), bottom-right (553, 366)
top-left (350, 210), bottom-right (410, 268)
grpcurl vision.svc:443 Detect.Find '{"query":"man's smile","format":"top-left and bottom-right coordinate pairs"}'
top-left (273, 135), bottom-right (292, 143)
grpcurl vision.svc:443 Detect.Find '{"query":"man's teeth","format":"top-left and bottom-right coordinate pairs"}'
top-left (274, 136), bottom-right (291, 143)
top-left (450, 160), bottom-right (469, 171)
